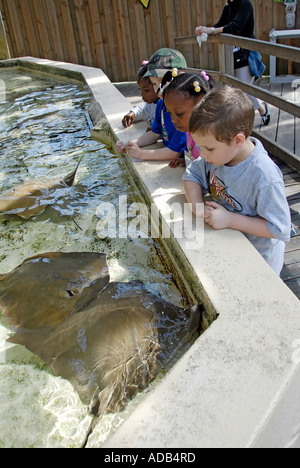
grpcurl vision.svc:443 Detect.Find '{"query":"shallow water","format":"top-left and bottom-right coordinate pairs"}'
top-left (0, 69), bottom-right (187, 447)
top-left (0, 69), bottom-right (183, 302)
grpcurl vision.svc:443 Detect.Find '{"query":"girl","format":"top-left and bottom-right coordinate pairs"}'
top-left (163, 71), bottom-right (213, 167)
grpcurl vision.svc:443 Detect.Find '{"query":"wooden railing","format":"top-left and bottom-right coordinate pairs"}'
top-left (175, 33), bottom-right (300, 172)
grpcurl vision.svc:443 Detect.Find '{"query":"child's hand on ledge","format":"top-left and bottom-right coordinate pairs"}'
top-left (122, 111), bottom-right (135, 128)
top-left (115, 140), bottom-right (127, 154)
top-left (204, 201), bottom-right (231, 230)
top-left (169, 158), bottom-right (185, 169)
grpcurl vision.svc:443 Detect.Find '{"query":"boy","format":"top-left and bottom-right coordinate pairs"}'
top-left (121, 64), bottom-right (159, 130)
top-left (183, 86), bottom-right (291, 275)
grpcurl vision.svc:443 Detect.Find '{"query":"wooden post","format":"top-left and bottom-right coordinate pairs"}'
top-left (219, 42), bottom-right (234, 76)
top-left (0, 10), bottom-right (10, 59)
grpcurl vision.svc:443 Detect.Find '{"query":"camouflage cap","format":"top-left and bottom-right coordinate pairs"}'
top-left (143, 48), bottom-right (187, 78)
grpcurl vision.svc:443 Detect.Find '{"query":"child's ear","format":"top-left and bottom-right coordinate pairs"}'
top-left (234, 133), bottom-right (246, 147)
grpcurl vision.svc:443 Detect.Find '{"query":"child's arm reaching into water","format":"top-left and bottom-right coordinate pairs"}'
top-left (126, 141), bottom-right (180, 161)
top-left (115, 131), bottom-right (158, 155)
top-left (116, 131), bottom-right (181, 161)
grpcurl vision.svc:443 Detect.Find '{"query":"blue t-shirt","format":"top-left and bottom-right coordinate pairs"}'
top-left (151, 99), bottom-right (187, 154)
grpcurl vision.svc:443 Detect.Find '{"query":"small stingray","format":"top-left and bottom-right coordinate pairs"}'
top-left (0, 251), bottom-right (110, 330)
top-left (6, 280), bottom-right (201, 417)
top-left (0, 158), bottom-right (82, 219)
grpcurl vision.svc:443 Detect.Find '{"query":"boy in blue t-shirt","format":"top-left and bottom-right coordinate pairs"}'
top-left (116, 48), bottom-right (187, 161)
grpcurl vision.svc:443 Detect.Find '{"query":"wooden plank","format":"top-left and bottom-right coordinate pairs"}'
top-left (254, 0), bottom-right (273, 41)
top-left (110, 0), bottom-right (127, 82)
top-left (164, 0), bottom-right (176, 49)
top-left (43, 0), bottom-right (64, 61)
top-left (284, 278), bottom-right (300, 296)
top-left (104, 1), bottom-right (122, 82)
top-left (31, 0), bottom-right (52, 59)
top-left (73, 0), bottom-right (93, 67)
top-left (253, 82), bottom-right (277, 140)
top-left (127, 0), bottom-right (140, 76)
top-left (16, 0), bottom-right (39, 58)
top-left (0, 1), bottom-right (11, 58)
top-left (176, 34), bottom-right (300, 64)
top-left (273, 0), bottom-right (286, 75)
top-left (285, 235), bottom-right (300, 253)
top-left (293, 84), bottom-right (300, 157)
top-left (254, 0), bottom-right (273, 73)
top-left (220, 74), bottom-right (300, 118)
top-left (97, 0), bottom-right (113, 78)
top-left (276, 83), bottom-right (295, 153)
top-left (284, 250), bottom-right (300, 267)
top-left (84, 0), bottom-right (103, 69)
top-left (281, 263), bottom-right (300, 281)
top-left (132, 0), bottom-right (148, 67)
top-left (4, 0), bottom-right (26, 57)
top-left (173, 0), bottom-right (192, 67)
top-left (210, 0), bottom-right (224, 69)
top-left (252, 129), bottom-right (300, 172)
top-left (205, 0), bottom-right (216, 71)
top-left (144, 0), bottom-right (164, 54)
top-left (193, 0), bottom-right (209, 70)
top-left (57, 0), bottom-right (79, 64)
top-left (117, 0), bottom-right (135, 80)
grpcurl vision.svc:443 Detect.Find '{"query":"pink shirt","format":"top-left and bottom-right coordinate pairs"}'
top-left (186, 132), bottom-right (201, 161)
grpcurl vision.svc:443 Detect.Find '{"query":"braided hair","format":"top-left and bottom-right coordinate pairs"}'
top-left (163, 71), bottom-right (214, 101)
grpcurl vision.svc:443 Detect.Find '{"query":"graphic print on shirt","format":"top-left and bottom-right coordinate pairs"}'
top-left (209, 171), bottom-right (243, 213)
top-left (161, 109), bottom-right (169, 141)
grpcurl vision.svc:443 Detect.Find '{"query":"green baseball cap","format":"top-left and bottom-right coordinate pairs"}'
top-left (143, 48), bottom-right (187, 78)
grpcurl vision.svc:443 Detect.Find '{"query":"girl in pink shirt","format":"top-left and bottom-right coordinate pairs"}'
top-left (163, 71), bottom-right (214, 167)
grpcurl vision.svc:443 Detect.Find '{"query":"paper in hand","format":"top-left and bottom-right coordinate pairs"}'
top-left (197, 33), bottom-right (208, 48)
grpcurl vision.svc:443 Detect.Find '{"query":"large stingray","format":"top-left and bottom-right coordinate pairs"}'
top-left (0, 252), bottom-right (201, 417)
top-left (0, 158), bottom-right (82, 219)
top-left (0, 251), bottom-right (110, 330)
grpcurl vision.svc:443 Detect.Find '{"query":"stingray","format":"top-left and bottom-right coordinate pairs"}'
top-left (0, 251), bottom-right (110, 330)
top-left (0, 252), bottom-right (201, 416)
top-left (0, 158), bottom-right (82, 219)
top-left (6, 280), bottom-right (201, 416)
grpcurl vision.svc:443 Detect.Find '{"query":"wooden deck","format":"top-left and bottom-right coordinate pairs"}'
top-left (254, 81), bottom-right (300, 157)
top-left (114, 81), bottom-right (300, 300)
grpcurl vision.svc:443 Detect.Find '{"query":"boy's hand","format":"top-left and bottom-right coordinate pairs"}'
top-left (122, 112), bottom-right (135, 128)
top-left (204, 201), bottom-right (231, 230)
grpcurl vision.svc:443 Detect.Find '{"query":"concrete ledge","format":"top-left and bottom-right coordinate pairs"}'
top-left (1, 58), bottom-right (300, 448)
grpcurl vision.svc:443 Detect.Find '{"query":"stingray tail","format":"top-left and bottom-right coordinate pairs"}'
top-left (63, 156), bottom-right (83, 187)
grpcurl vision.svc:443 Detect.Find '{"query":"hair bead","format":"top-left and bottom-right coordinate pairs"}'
top-left (172, 68), bottom-right (179, 78)
top-left (200, 70), bottom-right (210, 82)
top-left (193, 81), bottom-right (201, 93)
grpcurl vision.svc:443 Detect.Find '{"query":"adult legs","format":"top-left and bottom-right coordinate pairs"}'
top-left (235, 65), bottom-right (270, 125)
